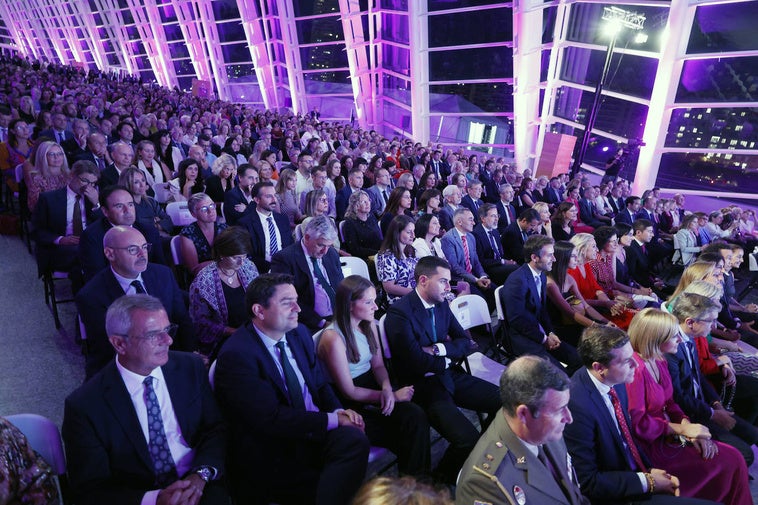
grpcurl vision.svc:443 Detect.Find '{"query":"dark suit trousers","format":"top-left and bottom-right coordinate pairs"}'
top-left (413, 368), bottom-right (500, 484)
top-left (242, 426), bottom-right (368, 505)
top-left (630, 496), bottom-right (715, 505)
top-left (708, 417), bottom-right (758, 466)
top-left (511, 335), bottom-right (583, 375)
top-left (199, 481), bottom-right (231, 505)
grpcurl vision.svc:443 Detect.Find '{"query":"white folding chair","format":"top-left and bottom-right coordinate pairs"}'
top-left (449, 294), bottom-right (506, 386)
top-left (338, 220), bottom-right (346, 242)
top-left (340, 256), bottom-right (370, 280)
top-left (165, 201), bottom-right (196, 227)
top-left (6, 414), bottom-right (66, 504)
top-left (208, 360), bottom-right (217, 391)
top-left (377, 314), bottom-right (391, 361)
top-left (493, 285), bottom-right (514, 357)
top-left (170, 235), bottom-right (182, 265)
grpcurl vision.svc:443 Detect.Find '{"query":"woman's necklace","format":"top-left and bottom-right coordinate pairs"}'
top-left (218, 266), bottom-right (237, 284)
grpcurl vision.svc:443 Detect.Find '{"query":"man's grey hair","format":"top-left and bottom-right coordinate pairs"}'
top-left (105, 294), bottom-right (166, 338)
top-left (442, 185), bottom-right (459, 198)
top-left (303, 215), bottom-right (338, 241)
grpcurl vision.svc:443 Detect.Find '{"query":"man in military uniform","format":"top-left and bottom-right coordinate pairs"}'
top-left (456, 356), bottom-right (589, 505)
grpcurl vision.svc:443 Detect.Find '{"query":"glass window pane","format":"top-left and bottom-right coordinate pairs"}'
top-left (381, 13), bottom-right (409, 45)
top-left (688, 3), bottom-right (758, 54)
top-left (657, 152), bottom-right (758, 193)
top-left (296, 16), bottom-right (343, 45)
top-left (292, 0), bottom-right (340, 18)
top-left (430, 46), bottom-right (512, 81)
top-left (304, 72), bottom-right (352, 94)
top-left (164, 24), bottom-right (183, 42)
top-left (553, 85), bottom-right (648, 140)
top-left (225, 64), bottom-right (256, 80)
top-left (428, 8), bottom-right (511, 48)
top-left (430, 83), bottom-right (513, 113)
top-left (665, 107), bottom-right (758, 149)
top-left (381, 44), bottom-right (410, 76)
top-left (212, 0), bottom-right (240, 20)
top-left (677, 56), bottom-right (758, 103)
top-left (300, 44), bottom-right (348, 71)
top-left (177, 76), bottom-right (194, 93)
top-left (565, 3), bottom-right (668, 54)
top-left (221, 43), bottom-right (251, 63)
top-left (174, 59), bottom-right (195, 75)
top-left (383, 101), bottom-right (412, 135)
top-left (217, 21), bottom-right (246, 43)
top-left (382, 73), bottom-right (411, 106)
top-left (228, 83), bottom-right (263, 103)
top-left (158, 5), bottom-right (178, 23)
top-left (380, 0), bottom-right (407, 10)
top-left (168, 43), bottom-right (189, 59)
top-left (560, 46), bottom-right (657, 99)
top-left (429, 0), bottom-right (505, 12)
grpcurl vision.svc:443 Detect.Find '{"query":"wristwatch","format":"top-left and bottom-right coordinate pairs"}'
top-left (195, 466), bottom-right (215, 483)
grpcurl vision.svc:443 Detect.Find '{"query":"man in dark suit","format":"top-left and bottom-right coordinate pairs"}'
top-left (61, 119), bottom-right (90, 165)
top-left (76, 226), bottom-right (195, 380)
top-left (438, 184), bottom-right (462, 231)
top-left (386, 256), bottom-right (500, 484)
top-left (501, 235), bottom-right (582, 373)
top-left (100, 141), bottom-right (134, 187)
top-left (270, 215), bottom-right (343, 332)
top-left (625, 219), bottom-right (667, 293)
top-left (566, 325), bottom-right (709, 505)
top-left (457, 356), bottom-right (589, 505)
top-left (335, 167), bottom-right (364, 220)
top-left (39, 112), bottom-right (73, 143)
top-left (439, 208), bottom-right (493, 302)
top-left (501, 208), bottom-right (540, 264)
top-left (222, 164), bottom-right (258, 226)
top-left (472, 203), bottom-right (518, 285)
top-left (78, 185), bottom-right (166, 283)
top-left (365, 167), bottom-right (391, 218)
top-left (214, 273), bottom-right (369, 505)
top-left (74, 132), bottom-right (110, 173)
top-left (238, 181), bottom-right (293, 273)
top-left (63, 294), bottom-right (227, 505)
top-left (32, 161), bottom-right (101, 284)
top-left (578, 186), bottom-right (606, 229)
top-left (460, 180), bottom-right (485, 218)
top-left (544, 177), bottom-right (562, 209)
top-left (495, 183), bottom-right (517, 234)
top-left (667, 293), bottom-right (758, 466)
top-left (607, 184), bottom-right (625, 216)
top-left (427, 149), bottom-right (449, 182)
top-left (615, 196), bottom-right (641, 226)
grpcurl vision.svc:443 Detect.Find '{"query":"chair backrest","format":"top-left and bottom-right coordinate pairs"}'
top-left (494, 285), bottom-right (505, 321)
top-left (6, 414), bottom-right (66, 475)
top-left (153, 182), bottom-right (173, 204)
top-left (340, 256), bottom-right (370, 280)
top-left (78, 314), bottom-right (87, 341)
top-left (749, 251), bottom-right (758, 272)
top-left (294, 223), bottom-right (304, 242)
top-left (14, 163), bottom-right (24, 183)
top-left (170, 235), bottom-right (183, 266)
top-left (377, 314), bottom-right (391, 359)
top-left (449, 294), bottom-right (491, 331)
top-left (165, 201), bottom-right (196, 227)
top-left (338, 220), bottom-right (346, 242)
top-left (208, 360), bottom-right (217, 391)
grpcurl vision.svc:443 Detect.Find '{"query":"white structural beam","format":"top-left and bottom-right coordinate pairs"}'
top-left (634, 0), bottom-right (695, 194)
top-left (127, 0), bottom-right (178, 88)
top-left (195, 0), bottom-right (227, 100)
top-left (339, 0), bottom-right (374, 127)
top-left (238, 1), bottom-right (277, 109)
top-left (69, 0), bottom-right (109, 70)
top-left (408, 0), bottom-right (430, 143)
top-left (275, 0), bottom-right (307, 114)
top-left (94, 0), bottom-right (138, 75)
top-left (514, 0), bottom-right (552, 173)
top-left (173, 0), bottom-right (213, 84)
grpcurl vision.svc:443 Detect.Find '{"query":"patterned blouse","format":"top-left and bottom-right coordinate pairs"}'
top-left (0, 417), bottom-right (59, 504)
top-left (180, 221), bottom-right (228, 264)
top-left (376, 251), bottom-right (419, 304)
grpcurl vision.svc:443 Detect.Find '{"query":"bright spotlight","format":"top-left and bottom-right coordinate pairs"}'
top-left (634, 33), bottom-right (648, 44)
top-left (603, 19), bottom-right (623, 38)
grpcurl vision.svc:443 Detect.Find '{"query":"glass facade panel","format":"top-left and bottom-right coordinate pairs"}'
top-left (428, 0), bottom-right (505, 12)
top-left (304, 71), bottom-right (352, 93)
top-left (560, 46), bottom-right (657, 100)
top-left (164, 24), bottom-right (183, 42)
top-left (430, 83), bottom-right (513, 113)
top-left (428, 8), bottom-right (511, 47)
top-left (379, 0), bottom-right (407, 10)
top-left (212, 0), bottom-right (240, 20)
top-left (158, 5), bottom-right (177, 23)
top-left (677, 56), bottom-right (758, 103)
top-left (553, 85), bottom-right (648, 140)
top-left (295, 16), bottom-right (343, 45)
top-left (688, 3), bottom-right (758, 54)
top-left (429, 46), bottom-right (512, 81)
top-left (382, 73), bottom-right (411, 105)
top-left (221, 43), bottom-right (251, 63)
top-left (174, 59), bottom-right (195, 75)
top-left (292, 0), bottom-right (340, 18)
top-left (383, 101), bottom-right (412, 135)
top-left (657, 152), bottom-right (758, 193)
top-left (665, 107), bottom-right (758, 150)
top-left (300, 44), bottom-right (348, 71)
top-left (225, 64), bottom-right (256, 80)
top-left (381, 44), bottom-right (410, 75)
top-left (217, 21), bottom-right (246, 43)
top-left (168, 42), bottom-right (189, 59)
top-left (381, 12), bottom-right (409, 45)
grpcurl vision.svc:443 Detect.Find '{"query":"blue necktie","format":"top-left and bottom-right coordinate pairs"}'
top-left (275, 341), bottom-right (305, 409)
top-left (267, 216), bottom-right (279, 256)
top-left (143, 376), bottom-right (177, 487)
top-left (428, 307), bottom-right (437, 343)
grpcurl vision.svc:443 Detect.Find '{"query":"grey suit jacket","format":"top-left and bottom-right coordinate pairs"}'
top-left (365, 184), bottom-right (388, 218)
top-left (440, 228), bottom-right (486, 282)
top-left (456, 413), bottom-right (589, 505)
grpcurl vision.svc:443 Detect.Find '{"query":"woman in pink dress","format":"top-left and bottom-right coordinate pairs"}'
top-left (626, 308), bottom-right (751, 505)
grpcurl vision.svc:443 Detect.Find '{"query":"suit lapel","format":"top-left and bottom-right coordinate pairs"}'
top-left (249, 324), bottom-right (289, 398)
top-left (101, 364), bottom-right (154, 472)
top-left (287, 331), bottom-right (319, 405)
top-left (579, 370), bottom-right (630, 463)
top-left (411, 292), bottom-right (437, 345)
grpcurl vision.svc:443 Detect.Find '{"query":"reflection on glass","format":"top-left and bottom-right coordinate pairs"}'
top-left (430, 83), bottom-right (513, 113)
top-left (677, 57), bottom-right (758, 103)
top-left (382, 44), bottom-right (410, 74)
top-left (657, 152), bottom-right (758, 192)
top-left (428, 8), bottom-right (511, 47)
top-left (553, 86), bottom-right (648, 140)
top-left (383, 74), bottom-right (412, 105)
top-left (225, 64), bottom-right (256, 80)
top-left (381, 13), bottom-right (409, 45)
top-left (217, 21), bottom-right (246, 44)
top-left (304, 72), bottom-right (352, 94)
top-left (295, 16), bottom-right (343, 45)
top-left (300, 44), bottom-right (348, 72)
top-left (221, 43), bottom-right (250, 63)
top-left (666, 108), bottom-right (758, 149)
top-left (688, 3), bottom-right (758, 54)
top-left (560, 46), bottom-right (657, 99)
top-left (383, 101), bottom-right (412, 135)
top-left (212, 0), bottom-right (240, 20)
top-left (428, 0), bottom-right (503, 11)
top-left (430, 46), bottom-right (512, 81)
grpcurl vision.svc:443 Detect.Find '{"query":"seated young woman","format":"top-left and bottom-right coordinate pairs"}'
top-left (316, 275), bottom-right (431, 477)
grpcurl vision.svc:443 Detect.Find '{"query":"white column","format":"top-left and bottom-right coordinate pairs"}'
top-left (238, 0), bottom-right (277, 109)
top-left (339, 0), bottom-right (374, 127)
top-left (275, 0), bottom-right (307, 115)
top-left (408, 0), bottom-right (430, 144)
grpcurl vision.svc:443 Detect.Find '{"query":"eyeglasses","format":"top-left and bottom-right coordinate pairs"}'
top-left (122, 323), bottom-right (178, 343)
top-left (198, 203), bottom-right (216, 214)
top-left (79, 177), bottom-right (98, 187)
top-left (47, 151), bottom-right (65, 157)
top-left (111, 243), bottom-right (152, 255)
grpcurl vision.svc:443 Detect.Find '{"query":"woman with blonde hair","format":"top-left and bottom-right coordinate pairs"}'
top-left (626, 308), bottom-right (751, 505)
top-left (24, 140), bottom-right (69, 211)
top-left (351, 477), bottom-right (451, 505)
top-left (670, 259), bottom-right (723, 300)
top-left (275, 168), bottom-right (302, 228)
top-left (205, 153), bottom-right (237, 203)
top-left (532, 201), bottom-right (552, 237)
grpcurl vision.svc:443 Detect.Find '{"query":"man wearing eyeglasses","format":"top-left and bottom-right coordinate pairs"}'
top-left (64, 294), bottom-right (227, 505)
top-left (76, 226), bottom-right (196, 380)
top-left (79, 185), bottom-right (167, 283)
top-left (32, 160), bottom-right (102, 292)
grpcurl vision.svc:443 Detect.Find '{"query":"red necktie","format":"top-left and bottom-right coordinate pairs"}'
top-left (460, 234), bottom-right (472, 273)
top-left (608, 388), bottom-right (647, 472)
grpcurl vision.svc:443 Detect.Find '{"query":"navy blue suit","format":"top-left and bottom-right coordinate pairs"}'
top-left (215, 322), bottom-right (368, 505)
top-left (500, 221), bottom-right (529, 264)
top-left (237, 210), bottom-right (293, 273)
top-left (76, 264), bottom-right (196, 379)
top-left (222, 186), bottom-right (252, 226)
top-left (334, 185), bottom-right (355, 221)
top-left (460, 194), bottom-right (484, 217)
top-left (386, 290), bottom-right (500, 483)
top-left (269, 241), bottom-right (343, 332)
top-left (495, 200), bottom-right (516, 234)
top-left (63, 352), bottom-right (227, 505)
top-left (501, 264), bottom-right (581, 372)
top-left (614, 208), bottom-right (636, 226)
top-left (472, 224), bottom-right (517, 285)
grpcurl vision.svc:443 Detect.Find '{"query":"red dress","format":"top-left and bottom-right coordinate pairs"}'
top-left (568, 263), bottom-right (634, 329)
top-left (626, 354), bottom-right (751, 505)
